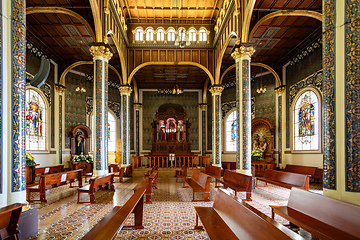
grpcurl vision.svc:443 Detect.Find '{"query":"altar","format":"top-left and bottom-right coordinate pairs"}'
top-left (150, 103), bottom-right (192, 155)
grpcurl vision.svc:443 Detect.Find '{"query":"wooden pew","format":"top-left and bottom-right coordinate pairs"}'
top-left (202, 165), bottom-right (221, 187)
top-left (134, 170), bottom-right (158, 203)
top-left (183, 170), bottom-right (211, 201)
top-left (35, 165), bottom-right (64, 177)
top-left (77, 173), bottom-right (115, 204)
top-left (108, 164), bottom-right (125, 182)
top-left (284, 164), bottom-right (316, 177)
top-left (175, 165), bottom-right (187, 183)
top-left (123, 165), bottom-right (132, 177)
top-left (218, 169), bottom-right (252, 200)
top-left (271, 188), bottom-right (360, 240)
top-left (26, 169), bottom-right (83, 203)
top-left (81, 188), bottom-right (146, 240)
top-left (256, 169), bottom-right (310, 191)
top-left (0, 203), bottom-right (23, 240)
top-left (312, 168), bottom-right (323, 183)
top-left (194, 189), bottom-right (303, 240)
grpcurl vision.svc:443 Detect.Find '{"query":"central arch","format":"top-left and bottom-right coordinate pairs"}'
top-left (128, 61), bottom-right (215, 86)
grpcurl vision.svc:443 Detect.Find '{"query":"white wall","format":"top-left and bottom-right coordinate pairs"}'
top-left (32, 153), bottom-right (58, 167)
top-left (283, 153), bottom-right (323, 168)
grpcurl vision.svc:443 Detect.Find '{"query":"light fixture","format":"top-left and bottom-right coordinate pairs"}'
top-left (75, 83), bottom-right (86, 93)
top-left (172, 84), bottom-right (183, 95)
top-left (256, 68), bottom-right (266, 94)
top-left (175, 28), bottom-right (190, 48)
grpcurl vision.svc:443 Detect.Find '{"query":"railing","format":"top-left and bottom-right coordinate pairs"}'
top-left (132, 155), bottom-right (212, 169)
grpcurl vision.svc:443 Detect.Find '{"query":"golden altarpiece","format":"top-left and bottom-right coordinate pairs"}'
top-left (150, 103), bottom-right (192, 155)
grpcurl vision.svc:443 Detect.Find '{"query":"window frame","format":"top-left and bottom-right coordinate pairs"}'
top-left (145, 27), bottom-right (154, 42)
top-left (135, 27), bottom-right (144, 41)
top-left (25, 85), bottom-right (50, 153)
top-left (167, 28), bottom-right (176, 42)
top-left (223, 108), bottom-right (237, 153)
top-left (156, 27), bottom-right (165, 42)
top-left (290, 87), bottom-right (322, 154)
top-left (189, 28), bottom-right (196, 42)
top-left (199, 28), bottom-right (207, 42)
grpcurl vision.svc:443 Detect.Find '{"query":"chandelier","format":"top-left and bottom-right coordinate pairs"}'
top-left (175, 28), bottom-right (190, 48)
top-left (172, 84), bottom-right (183, 95)
top-left (75, 83), bottom-right (86, 93)
top-left (256, 68), bottom-right (266, 94)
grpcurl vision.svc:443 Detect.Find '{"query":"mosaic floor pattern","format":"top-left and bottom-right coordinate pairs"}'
top-left (27, 172), bottom-right (323, 240)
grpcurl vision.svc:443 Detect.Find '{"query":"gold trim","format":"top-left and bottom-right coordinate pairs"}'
top-left (275, 85), bottom-right (286, 94)
top-left (119, 85), bottom-right (133, 94)
top-left (55, 85), bottom-right (66, 93)
top-left (134, 103), bottom-right (143, 110)
top-left (241, 0), bottom-right (257, 43)
top-left (109, 65), bottom-right (123, 84)
top-left (248, 10), bottom-right (322, 42)
top-left (209, 85), bottom-right (224, 95)
top-left (107, 31), bottom-right (127, 84)
top-left (132, 77), bottom-right (139, 103)
top-left (231, 46), bottom-right (255, 59)
top-left (251, 62), bottom-right (281, 87)
top-left (199, 103), bottom-right (207, 110)
top-left (128, 61), bottom-right (214, 86)
top-left (89, 0), bottom-right (103, 42)
top-left (214, 32), bottom-right (238, 84)
top-left (89, 46), bottom-right (113, 60)
top-left (26, 7), bottom-right (96, 41)
top-left (219, 64), bottom-right (236, 84)
top-left (203, 77), bottom-right (210, 103)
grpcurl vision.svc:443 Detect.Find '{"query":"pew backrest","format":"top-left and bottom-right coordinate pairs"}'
top-left (288, 188), bottom-right (360, 238)
top-left (191, 170), bottom-right (210, 191)
top-left (40, 169), bottom-right (83, 189)
top-left (0, 203), bottom-right (23, 240)
top-left (205, 165), bottom-right (221, 178)
top-left (264, 170), bottom-right (309, 188)
top-left (89, 173), bottom-right (114, 192)
top-left (284, 164), bottom-right (316, 176)
top-left (223, 170), bottom-right (251, 189)
top-left (35, 165), bottom-right (64, 176)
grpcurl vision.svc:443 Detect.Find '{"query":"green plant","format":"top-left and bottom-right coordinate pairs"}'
top-left (73, 154), bottom-right (93, 163)
top-left (251, 147), bottom-right (264, 161)
top-left (26, 151), bottom-right (36, 166)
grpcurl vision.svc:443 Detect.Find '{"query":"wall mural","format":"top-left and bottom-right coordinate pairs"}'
top-left (345, 0), bottom-right (359, 192)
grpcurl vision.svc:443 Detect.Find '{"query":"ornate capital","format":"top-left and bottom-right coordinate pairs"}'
top-left (209, 85), bottom-right (224, 95)
top-left (199, 103), bottom-right (207, 110)
top-left (231, 45), bottom-right (255, 60)
top-left (89, 45), bottom-right (113, 60)
top-left (134, 103), bottom-right (143, 110)
top-left (119, 85), bottom-right (133, 95)
top-left (275, 85), bottom-right (286, 94)
top-left (55, 84), bottom-right (66, 93)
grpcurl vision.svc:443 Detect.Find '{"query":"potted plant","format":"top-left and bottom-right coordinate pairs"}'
top-left (251, 147), bottom-right (264, 161)
top-left (26, 151), bottom-right (37, 166)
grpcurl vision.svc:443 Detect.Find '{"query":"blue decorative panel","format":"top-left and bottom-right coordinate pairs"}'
top-left (94, 60), bottom-right (103, 170)
top-left (242, 59), bottom-right (251, 171)
top-left (323, 0), bottom-right (336, 189)
top-left (136, 110), bottom-right (139, 156)
top-left (59, 95), bottom-right (62, 164)
top-left (345, 0), bottom-right (360, 192)
top-left (122, 95), bottom-right (128, 165)
top-left (202, 110), bottom-right (206, 155)
top-left (214, 94), bottom-right (221, 165)
top-left (278, 96), bottom-right (282, 164)
top-left (236, 61), bottom-right (240, 170)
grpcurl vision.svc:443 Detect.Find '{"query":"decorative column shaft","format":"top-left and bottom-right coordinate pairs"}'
top-left (119, 85), bottom-right (133, 166)
top-left (231, 45), bottom-right (255, 175)
top-left (0, 0), bottom-right (27, 205)
top-left (275, 86), bottom-right (286, 166)
top-left (90, 45), bottom-right (112, 176)
top-left (134, 103), bottom-right (142, 156)
top-left (55, 85), bottom-right (65, 164)
top-left (199, 104), bottom-right (207, 156)
top-left (209, 86), bottom-right (223, 166)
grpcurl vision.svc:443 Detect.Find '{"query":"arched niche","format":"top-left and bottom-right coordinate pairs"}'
top-left (251, 117), bottom-right (275, 161)
top-left (70, 124), bottom-right (92, 157)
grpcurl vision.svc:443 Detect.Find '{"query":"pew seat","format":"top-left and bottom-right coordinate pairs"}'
top-left (271, 188), bottom-right (360, 240)
top-left (218, 169), bottom-right (252, 200)
top-left (256, 169), bottom-right (310, 191)
top-left (77, 173), bottom-right (115, 204)
top-left (183, 170), bottom-right (211, 201)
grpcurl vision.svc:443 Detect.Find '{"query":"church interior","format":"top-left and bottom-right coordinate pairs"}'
top-left (0, 0), bottom-right (359, 239)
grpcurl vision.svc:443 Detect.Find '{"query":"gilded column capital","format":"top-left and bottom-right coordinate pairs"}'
top-left (199, 103), bottom-right (207, 110)
top-left (119, 85), bottom-right (133, 95)
top-left (275, 85), bottom-right (286, 94)
top-left (55, 84), bottom-right (66, 93)
top-left (89, 45), bottom-right (113, 60)
top-left (134, 103), bottom-right (143, 110)
top-left (209, 85), bottom-right (224, 95)
top-left (231, 45), bottom-right (256, 60)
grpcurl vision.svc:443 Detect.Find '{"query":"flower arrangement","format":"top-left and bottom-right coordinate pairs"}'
top-left (251, 147), bottom-right (264, 161)
top-left (26, 151), bottom-right (37, 166)
top-left (73, 154), bottom-right (93, 163)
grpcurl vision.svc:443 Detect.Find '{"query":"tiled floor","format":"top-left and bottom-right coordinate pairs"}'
top-left (26, 171), bottom-right (323, 240)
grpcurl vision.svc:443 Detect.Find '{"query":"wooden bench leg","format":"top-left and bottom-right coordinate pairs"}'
top-left (204, 192), bottom-right (210, 201)
top-left (246, 191), bottom-right (252, 201)
top-left (90, 193), bottom-right (96, 204)
top-left (194, 214), bottom-right (203, 229)
top-left (40, 192), bottom-right (47, 203)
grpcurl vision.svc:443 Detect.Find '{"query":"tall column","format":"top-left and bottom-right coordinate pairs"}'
top-left (0, 0), bottom-right (27, 206)
top-left (90, 45), bottom-right (112, 176)
top-left (209, 86), bottom-right (223, 167)
top-left (231, 45), bottom-right (255, 176)
top-left (134, 103), bottom-right (142, 156)
top-left (119, 85), bottom-right (133, 166)
top-left (55, 85), bottom-right (65, 164)
top-left (323, 0), bottom-right (360, 204)
top-left (199, 103), bottom-right (207, 156)
top-left (275, 86), bottom-right (286, 167)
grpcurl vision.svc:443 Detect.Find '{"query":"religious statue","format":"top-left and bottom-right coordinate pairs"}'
top-left (159, 121), bottom-right (166, 141)
top-left (115, 139), bottom-right (121, 165)
top-left (253, 135), bottom-right (260, 149)
top-left (167, 119), bottom-right (176, 141)
top-left (76, 133), bottom-right (85, 155)
top-left (176, 120), bottom-right (184, 142)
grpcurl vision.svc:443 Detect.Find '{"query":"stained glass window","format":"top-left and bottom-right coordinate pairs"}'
top-left (156, 28), bottom-right (164, 41)
top-left (145, 28), bottom-right (154, 41)
top-left (26, 88), bottom-right (47, 151)
top-left (293, 90), bottom-right (319, 151)
top-left (135, 28), bottom-right (143, 41)
top-left (225, 110), bottom-right (237, 152)
top-left (199, 28), bottom-right (207, 42)
top-left (167, 28), bottom-right (175, 41)
top-left (91, 111), bottom-right (117, 152)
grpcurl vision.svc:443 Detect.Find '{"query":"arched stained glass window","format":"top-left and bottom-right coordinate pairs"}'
top-left (167, 28), bottom-right (175, 41)
top-left (293, 89), bottom-right (320, 151)
top-left (135, 28), bottom-right (143, 41)
top-left (145, 28), bottom-right (154, 41)
top-left (189, 28), bottom-right (196, 41)
top-left (199, 28), bottom-right (207, 42)
top-left (108, 112), bottom-right (117, 152)
top-left (225, 110), bottom-right (237, 152)
top-left (26, 88), bottom-right (47, 151)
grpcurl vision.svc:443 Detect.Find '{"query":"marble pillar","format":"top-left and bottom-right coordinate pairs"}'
top-left (90, 45), bottom-right (112, 176)
top-left (209, 86), bottom-right (223, 167)
top-left (134, 103), bottom-right (142, 156)
top-left (231, 45), bottom-right (255, 176)
top-left (119, 85), bottom-right (133, 166)
top-left (199, 103), bottom-right (207, 156)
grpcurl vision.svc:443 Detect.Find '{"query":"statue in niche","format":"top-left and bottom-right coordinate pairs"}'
top-left (76, 131), bottom-right (85, 155)
top-left (159, 120), bottom-right (166, 141)
top-left (167, 119), bottom-right (176, 141)
top-left (177, 120), bottom-right (184, 142)
top-left (253, 132), bottom-right (267, 152)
